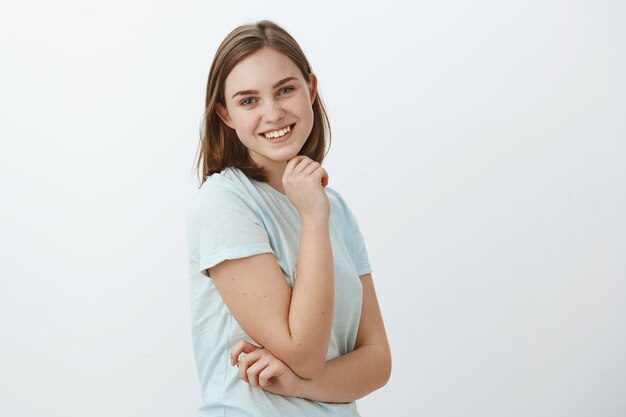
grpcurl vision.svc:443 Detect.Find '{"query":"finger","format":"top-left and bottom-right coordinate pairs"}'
top-left (300, 161), bottom-right (321, 176)
top-left (309, 166), bottom-right (328, 185)
top-left (231, 342), bottom-right (255, 366)
top-left (284, 156), bottom-right (308, 176)
top-left (288, 157), bottom-right (314, 176)
top-left (258, 362), bottom-right (283, 387)
top-left (295, 157), bottom-right (316, 174)
top-left (246, 358), bottom-right (270, 388)
top-left (237, 350), bottom-right (262, 382)
top-left (230, 340), bottom-right (259, 366)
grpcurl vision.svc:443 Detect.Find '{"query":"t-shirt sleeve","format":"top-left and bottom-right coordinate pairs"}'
top-left (350, 208), bottom-right (373, 276)
top-left (327, 187), bottom-right (373, 276)
top-left (190, 183), bottom-right (273, 278)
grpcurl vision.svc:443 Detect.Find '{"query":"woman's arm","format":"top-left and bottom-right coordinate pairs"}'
top-left (233, 273), bottom-right (392, 402)
top-left (209, 157), bottom-right (334, 379)
top-left (300, 273), bottom-right (391, 402)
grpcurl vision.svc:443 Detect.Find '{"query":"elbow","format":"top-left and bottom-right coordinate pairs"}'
top-left (281, 338), bottom-right (328, 379)
top-left (267, 337), bottom-right (327, 379)
top-left (382, 351), bottom-right (392, 386)
top-left (381, 348), bottom-right (392, 386)
top-left (289, 355), bottom-right (326, 379)
top-left (372, 345), bottom-right (392, 389)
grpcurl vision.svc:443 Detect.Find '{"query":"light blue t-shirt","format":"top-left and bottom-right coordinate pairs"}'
top-left (187, 167), bottom-right (372, 417)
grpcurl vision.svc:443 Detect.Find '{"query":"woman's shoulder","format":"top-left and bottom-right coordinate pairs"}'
top-left (324, 186), bottom-right (347, 207)
top-left (325, 186), bottom-right (357, 223)
top-left (196, 167), bottom-right (254, 198)
top-left (325, 187), bottom-right (350, 211)
top-left (200, 166), bottom-right (247, 189)
top-left (188, 168), bottom-right (255, 216)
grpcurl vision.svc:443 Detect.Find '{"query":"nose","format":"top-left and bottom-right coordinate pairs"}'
top-left (262, 99), bottom-right (285, 123)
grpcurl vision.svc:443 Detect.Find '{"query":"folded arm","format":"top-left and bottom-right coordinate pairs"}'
top-left (209, 215), bottom-right (334, 379)
top-left (233, 273), bottom-right (391, 403)
top-left (300, 274), bottom-right (391, 402)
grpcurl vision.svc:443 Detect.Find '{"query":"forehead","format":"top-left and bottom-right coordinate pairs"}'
top-left (224, 48), bottom-right (303, 93)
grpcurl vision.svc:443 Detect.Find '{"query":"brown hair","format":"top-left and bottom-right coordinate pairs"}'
top-left (194, 20), bottom-right (331, 186)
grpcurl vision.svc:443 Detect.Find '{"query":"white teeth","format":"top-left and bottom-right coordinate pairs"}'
top-left (264, 125), bottom-right (291, 139)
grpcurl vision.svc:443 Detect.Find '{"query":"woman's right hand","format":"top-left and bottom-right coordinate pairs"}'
top-left (282, 156), bottom-right (330, 219)
top-left (231, 340), bottom-right (305, 398)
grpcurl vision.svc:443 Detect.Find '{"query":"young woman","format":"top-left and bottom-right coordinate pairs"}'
top-left (188, 20), bottom-right (391, 416)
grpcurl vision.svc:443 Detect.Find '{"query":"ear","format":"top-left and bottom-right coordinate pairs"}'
top-left (307, 73), bottom-right (318, 104)
top-left (215, 102), bottom-right (235, 129)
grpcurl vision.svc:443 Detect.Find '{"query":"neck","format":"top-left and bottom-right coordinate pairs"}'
top-left (264, 161), bottom-right (287, 194)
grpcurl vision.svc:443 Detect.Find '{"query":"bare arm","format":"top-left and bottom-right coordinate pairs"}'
top-left (299, 273), bottom-right (391, 402)
top-left (209, 157), bottom-right (334, 379)
top-left (233, 273), bottom-right (392, 402)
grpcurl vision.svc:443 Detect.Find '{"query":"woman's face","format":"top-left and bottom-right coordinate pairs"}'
top-left (216, 47), bottom-right (317, 172)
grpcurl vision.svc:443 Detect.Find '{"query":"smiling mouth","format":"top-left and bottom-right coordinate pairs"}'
top-left (260, 124), bottom-right (295, 140)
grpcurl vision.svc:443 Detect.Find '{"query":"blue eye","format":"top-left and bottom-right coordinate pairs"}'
top-left (279, 86), bottom-right (294, 95)
top-left (240, 98), bottom-right (256, 106)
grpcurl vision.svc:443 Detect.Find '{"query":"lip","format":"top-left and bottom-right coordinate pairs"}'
top-left (259, 123), bottom-right (295, 144)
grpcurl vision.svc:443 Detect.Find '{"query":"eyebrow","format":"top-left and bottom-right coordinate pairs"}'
top-left (231, 76), bottom-right (298, 99)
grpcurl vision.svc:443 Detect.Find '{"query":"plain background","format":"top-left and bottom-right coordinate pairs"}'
top-left (1, 1), bottom-right (624, 416)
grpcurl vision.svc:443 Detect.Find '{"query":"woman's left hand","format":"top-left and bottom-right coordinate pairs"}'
top-left (230, 340), bottom-right (305, 397)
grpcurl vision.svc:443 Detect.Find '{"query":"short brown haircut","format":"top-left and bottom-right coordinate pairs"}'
top-left (194, 20), bottom-right (331, 186)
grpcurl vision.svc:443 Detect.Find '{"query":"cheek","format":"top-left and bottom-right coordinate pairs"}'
top-left (230, 112), bottom-right (255, 133)
top-left (293, 99), bottom-right (314, 123)
top-left (302, 104), bottom-right (315, 126)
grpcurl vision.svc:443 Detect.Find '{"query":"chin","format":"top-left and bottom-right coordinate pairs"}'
top-left (274, 146), bottom-right (306, 162)
top-left (273, 154), bottom-right (299, 164)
